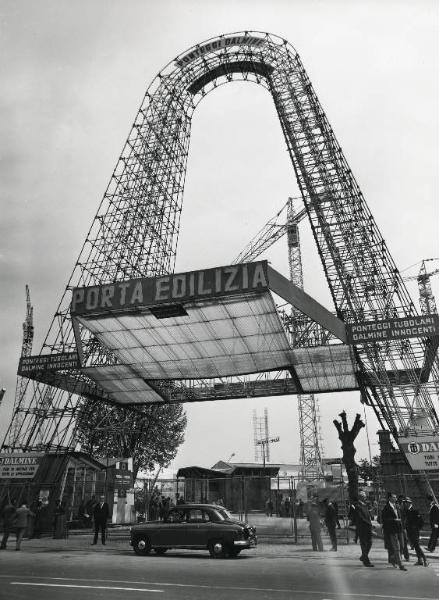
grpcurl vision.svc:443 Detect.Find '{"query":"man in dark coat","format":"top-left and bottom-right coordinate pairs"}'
top-left (92, 495), bottom-right (110, 545)
top-left (355, 491), bottom-right (374, 567)
top-left (0, 500), bottom-right (17, 549)
top-left (404, 497), bottom-right (427, 566)
top-left (323, 498), bottom-right (337, 551)
top-left (427, 494), bottom-right (439, 552)
top-left (397, 494), bottom-right (410, 561)
top-left (381, 492), bottom-right (407, 571)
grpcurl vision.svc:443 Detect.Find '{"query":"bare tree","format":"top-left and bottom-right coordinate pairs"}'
top-left (333, 411), bottom-right (365, 501)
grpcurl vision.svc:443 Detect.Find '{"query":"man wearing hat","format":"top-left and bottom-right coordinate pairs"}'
top-left (426, 494), bottom-right (439, 553)
top-left (381, 492), bottom-right (407, 571)
top-left (355, 491), bottom-right (374, 567)
top-left (404, 497), bottom-right (428, 566)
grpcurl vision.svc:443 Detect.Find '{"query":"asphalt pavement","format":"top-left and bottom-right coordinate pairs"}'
top-left (1, 528), bottom-right (439, 600)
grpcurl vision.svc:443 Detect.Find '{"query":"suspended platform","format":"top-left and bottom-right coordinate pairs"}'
top-left (17, 261), bottom-right (439, 408)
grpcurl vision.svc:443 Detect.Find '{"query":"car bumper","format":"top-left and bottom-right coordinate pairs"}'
top-left (234, 537), bottom-right (257, 547)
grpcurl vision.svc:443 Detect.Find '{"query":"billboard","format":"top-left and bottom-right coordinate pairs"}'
top-left (399, 436), bottom-right (439, 470)
top-left (18, 352), bottom-right (80, 376)
top-left (346, 315), bottom-right (439, 344)
top-left (71, 261), bottom-right (269, 317)
top-left (0, 453), bottom-right (43, 479)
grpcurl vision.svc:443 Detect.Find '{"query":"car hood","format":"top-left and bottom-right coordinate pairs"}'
top-left (224, 519), bottom-right (254, 529)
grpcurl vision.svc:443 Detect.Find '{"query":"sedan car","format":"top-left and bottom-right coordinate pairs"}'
top-left (130, 503), bottom-right (257, 558)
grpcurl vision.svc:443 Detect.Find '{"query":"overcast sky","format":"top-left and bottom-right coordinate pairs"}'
top-left (1, 0), bottom-right (439, 473)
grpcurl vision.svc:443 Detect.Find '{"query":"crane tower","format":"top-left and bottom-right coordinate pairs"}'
top-left (6, 285), bottom-right (34, 447)
top-left (287, 199), bottom-right (325, 480)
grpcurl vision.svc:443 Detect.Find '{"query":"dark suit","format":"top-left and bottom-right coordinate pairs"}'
top-left (93, 501), bottom-right (110, 544)
top-left (381, 502), bottom-right (403, 566)
top-left (354, 500), bottom-right (373, 565)
top-left (427, 501), bottom-right (439, 552)
top-left (324, 501), bottom-right (338, 550)
top-left (406, 504), bottom-right (426, 564)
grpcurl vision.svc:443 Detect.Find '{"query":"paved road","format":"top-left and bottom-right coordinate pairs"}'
top-left (0, 536), bottom-right (438, 600)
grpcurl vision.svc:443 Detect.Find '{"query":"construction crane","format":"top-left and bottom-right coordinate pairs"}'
top-left (233, 197), bottom-right (306, 265)
top-left (7, 285), bottom-right (34, 447)
top-left (402, 258), bottom-right (439, 315)
top-left (236, 198), bottom-right (325, 480)
top-left (286, 199), bottom-right (325, 481)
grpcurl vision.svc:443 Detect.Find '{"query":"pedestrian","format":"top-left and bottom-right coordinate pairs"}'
top-left (14, 502), bottom-right (35, 551)
top-left (333, 500), bottom-right (341, 529)
top-left (308, 496), bottom-right (323, 551)
top-left (397, 494), bottom-right (410, 562)
top-left (381, 492), bottom-right (407, 571)
top-left (355, 491), bottom-right (374, 567)
top-left (84, 495), bottom-right (97, 527)
top-left (426, 494), bottom-right (439, 553)
top-left (284, 496), bottom-right (291, 518)
top-left (158, 495), bottom-right (166, 520)
top-left (265, 497), bottom-right (273, 517)
top-left (31, 499), bottom-right (43, 539)
top-left (92, 495), bottom-right (109, 545)
top-left (323, 498), bottom-right (337, 551)
top-left (54, 499), bottom-right (67, 539)
top-left (0, 500), bottom-right (17, 549)
top-left (404, 497), bottom-right (428, 567)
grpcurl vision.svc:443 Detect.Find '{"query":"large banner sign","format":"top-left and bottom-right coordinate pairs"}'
top-left (18, 352), bottom-right (80, 376)
top-left (399, 436), bottom-right (439, 470)
top-left (175, 35), bottom-right (265, 68)
top-left (71, 261), bottom-right (269, 317)
top-left (346, 314), bottom-right (439, 344)
top-left (0, 453), bottom-right (43, 479)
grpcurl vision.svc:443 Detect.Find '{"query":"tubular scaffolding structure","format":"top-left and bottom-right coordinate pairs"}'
top-left (3, 30), bottom-right (438, 455)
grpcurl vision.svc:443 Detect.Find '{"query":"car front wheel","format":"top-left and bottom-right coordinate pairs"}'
top-left (208, 539), bottom-right (227, 558)
top-left (133, 536), bottom-right (151, 556)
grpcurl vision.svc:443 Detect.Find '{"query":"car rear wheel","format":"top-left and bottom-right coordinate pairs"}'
top-left (208, 539), bottom-right (227, 558)
top-left (154, 548), bottom-right (168, 555)
top-left (133, 536), bottom-right (151, 556)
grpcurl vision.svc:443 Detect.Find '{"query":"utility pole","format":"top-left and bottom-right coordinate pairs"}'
top-left (256, 436), bottom-right (280, 469)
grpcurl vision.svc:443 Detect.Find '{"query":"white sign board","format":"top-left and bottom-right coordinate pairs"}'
top-left (399, 436), bottom-right (439, 470)
top-left (0, 453), bottom-right (43, 479)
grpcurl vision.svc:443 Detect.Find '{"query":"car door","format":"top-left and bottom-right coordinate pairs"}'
top-left (183, 508), bottom-right (216, 547)
top-left (154, 508), bottom-right (186, 547)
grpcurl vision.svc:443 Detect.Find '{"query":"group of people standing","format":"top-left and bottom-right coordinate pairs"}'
top-left (307, 496), bottom-right (340, 552)
top-left (351, 491), bottom-right (439, 569)
top-left (148, 492), bottom-right (184, 521)
top-left (0, 500), bottom-right (35, 551)
top-left (306, 490), bottom-right (439, 568)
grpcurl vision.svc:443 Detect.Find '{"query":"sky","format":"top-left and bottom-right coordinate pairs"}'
top-left (1, 0), bottom-right (439, 475)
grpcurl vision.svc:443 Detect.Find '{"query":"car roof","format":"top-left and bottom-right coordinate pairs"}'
top-left (173, 503), bottom-right (224, 510)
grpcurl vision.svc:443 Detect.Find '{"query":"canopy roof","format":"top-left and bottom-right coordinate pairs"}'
top-left (68, 260), bottom-right (356, 406)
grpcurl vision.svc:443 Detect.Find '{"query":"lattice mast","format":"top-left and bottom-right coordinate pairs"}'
top-left (253, 408), bottom-right (270, 462)
top-left (4, 31), bottom-right (438, 454)
top-left (287, 199), bottom-right (324, 479)
top-left (5, 286), bottom-right (34, 447)
top-left (417, 259), bottom-right (439, 316)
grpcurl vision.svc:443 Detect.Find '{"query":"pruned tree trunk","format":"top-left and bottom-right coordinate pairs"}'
top-left (333, 411), bottom-right (365, 501)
